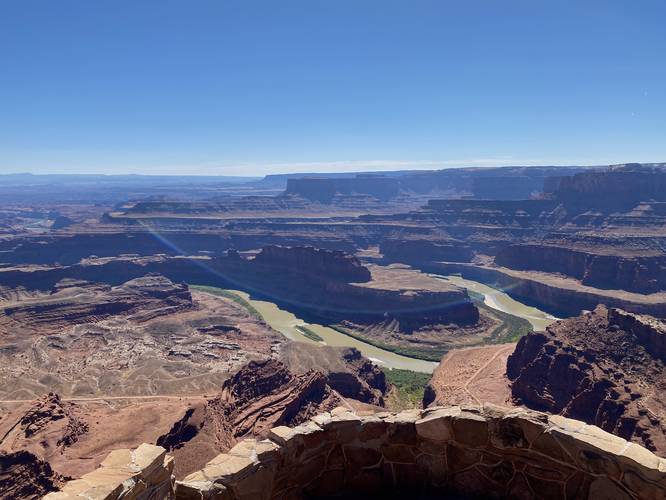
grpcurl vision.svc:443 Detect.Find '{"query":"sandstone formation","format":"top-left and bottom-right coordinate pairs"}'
top-left (429, 261), bottom-right (666, 319)
top-left (0, 450), bottom-right (63, 500)
top-left (0, 393), bottom-right (88, 462)
top-left (285, 175), bottom-right (401, 203)
top-left (171, 404), bottom-right (666, 498)
top-left (495, 241), bottom-right (666, 293)
top-left (279, 343), bottom-right (388, 406)
top-left (43, 443), bottom-right (174, 500)
top-left (155, 359), bottom-right (342, 477)
top-left (379, 237), bottom-right (473, 265)
top-left (222, 249), bottom-right (480, 332)
top-left (0, 274), bottom-right (193, 328)
top-left (552, 163), bottom-right (666, 210)
top-left (248, 244), bottom-right (372, 283)
top-left (284, 166), bottom-right (586, 203)
top-left (507, 306), bottom-right (666, 455)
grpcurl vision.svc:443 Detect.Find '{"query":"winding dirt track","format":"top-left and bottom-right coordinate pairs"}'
top-left (0, 395), bottom-right (205, 404)
top-left (427, 343), bottom-right (516, 407)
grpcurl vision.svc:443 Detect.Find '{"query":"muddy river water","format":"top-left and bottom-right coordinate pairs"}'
top-left (210, 275), bottom-right (557, 374)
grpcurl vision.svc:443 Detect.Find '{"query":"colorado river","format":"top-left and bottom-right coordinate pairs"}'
top-left (432, 274), bottom-right (558, 331)
top-left (197, 275), bottom-right (557, 374)
top-left (224, 290), bottom-right (438, 373)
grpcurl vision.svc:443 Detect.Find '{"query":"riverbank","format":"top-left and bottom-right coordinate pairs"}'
top-left (192, 285), bottom-right (438, 373)
top-left (425, 262), bottom-right (666, 319)
top-left (192, 276), bottom-right (556, 371)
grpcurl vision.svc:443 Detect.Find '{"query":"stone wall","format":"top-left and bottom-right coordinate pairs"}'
top-left (45, 405), bottom-right (666, 499)
top-left (176, 404), bottom-right (666, 499)
top-left (43, 443), bottom-right (174, 500)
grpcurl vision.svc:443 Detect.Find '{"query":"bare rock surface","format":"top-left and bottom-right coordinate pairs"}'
top-left (424, 344), bottom-right (515, 408)
top-left (42, 443), bottom-right (174, 500)
top-left (0, 450), bottom-right (63, 500)
top-left (508, 305), bottom-right (666, 455)
top-left (157, 359), bottom-right (342, 478)
top-left (280, 343), bottom-right (388, 406)
top-left (0, 273), bottom-right (193, 328)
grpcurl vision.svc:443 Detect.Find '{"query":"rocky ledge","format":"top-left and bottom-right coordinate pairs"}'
top-left (43, 443), bottom-right (173, 500)
top-left (507, 306), bottom-right (666, 455)
top-left (49, 405), bottom-right (666, 499)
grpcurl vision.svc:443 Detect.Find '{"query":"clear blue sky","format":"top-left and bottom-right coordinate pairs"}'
top-left (1, 0), bottom-right (664, 176)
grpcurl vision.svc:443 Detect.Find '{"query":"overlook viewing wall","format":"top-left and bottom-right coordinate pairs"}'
top-left (47, 405), bottom-right (666, 499)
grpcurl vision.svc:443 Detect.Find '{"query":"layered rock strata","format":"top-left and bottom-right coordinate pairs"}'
top-left (496, 242), bottom-right (666, 293)
top-left (508, 306), bottom-right (666, 455)
top-left (280, 343), bottom-right (388, 406)
top-left (0, 274), bottom-right (192, 328)
top-left (155, 360), bottom-right (342, 477)
top-left (0, 450), bottom-right (63, 500)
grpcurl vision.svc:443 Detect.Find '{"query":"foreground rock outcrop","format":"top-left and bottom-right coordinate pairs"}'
top-left (33, 404), bottom-right (666, 499)
top-left (280, 343), bottom-right (388, 406)
top-left (0, 450), bottom-right (63, 500)
top-left (508, 306), bottom-right (666, 455)
top-left (0, 393), bottom-right (88, 463)
top-left (156, 359), bottom-right (342, 477)
top-left (153, 405), bottom-right (666, 498)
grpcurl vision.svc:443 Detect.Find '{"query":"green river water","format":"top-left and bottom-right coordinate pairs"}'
top-left (199, 275), bottom-right (557, 374)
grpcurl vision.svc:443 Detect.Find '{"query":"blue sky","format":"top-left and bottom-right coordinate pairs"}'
top-left (1, 0), bottom-right (665, 176)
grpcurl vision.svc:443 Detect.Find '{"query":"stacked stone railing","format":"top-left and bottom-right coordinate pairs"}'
top-left (47, 404), bottom-right (666, 499)
top-left (43, 443), bottom-right (174, 500)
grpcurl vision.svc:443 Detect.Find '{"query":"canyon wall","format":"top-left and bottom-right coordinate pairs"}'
top-left (250, 244), bottom-right (372, 283)
top-left (496, 243), bottom-right (666, 293)
top-left (507, 306), bottom-right (666, 455)
top-left (0, 247), bottom-right (480, 328)
top-left (49, 405), bottom-right (666, 499)
top-left (554, 164), bottom-right (666, 210)
top-left (286, 176), bottom-right (400, 202)
top-left (285, 166), bottom-right (588, 202)
top-left (426, 262), bottom-right (666, 319)
top-left (379, 238), bottom-right (473, 264)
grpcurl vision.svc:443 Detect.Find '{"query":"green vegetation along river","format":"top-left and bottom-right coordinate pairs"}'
top-left (432, 274), bottom-right (558, 331)
top-left (193, 277), bottom-right (557, 374)
top-left (194, 286), bottom-right (438, 373)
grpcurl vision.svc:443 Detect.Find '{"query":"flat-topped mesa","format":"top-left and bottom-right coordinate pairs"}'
top-left (553, 163), bottom-right (666, 210)
top-left (507, 306), bottom-right (666, 455)
top-left (251, 245), bottom-right (371, 283)
top-left (175, 405), bottom-right (666, 498)
top-left (285, 175), bottom-right (401, 203)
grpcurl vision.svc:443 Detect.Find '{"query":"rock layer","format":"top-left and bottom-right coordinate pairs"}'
top-left (0, 450), bottom-right (63, 500)
top-left (155, 359), bottom-right (342, 477)
top-left (507, 306), bottom-right (666, 454)
top-left (280, 343), bottom-right (388, 406)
